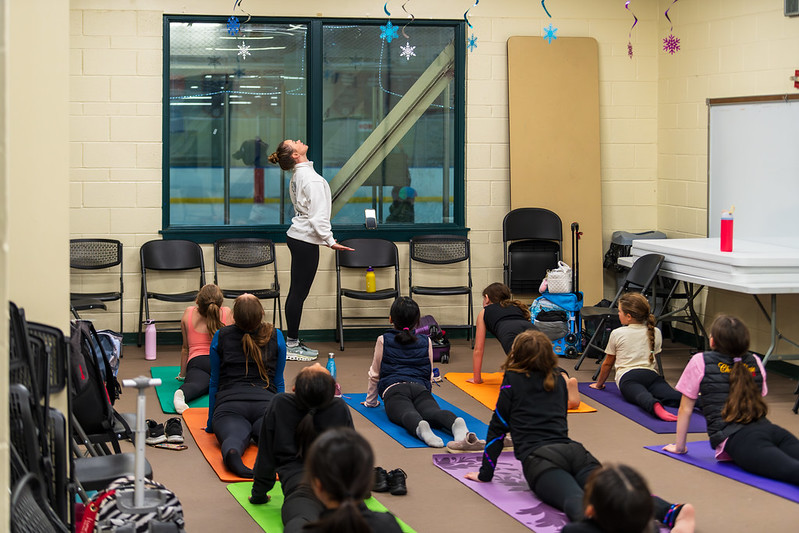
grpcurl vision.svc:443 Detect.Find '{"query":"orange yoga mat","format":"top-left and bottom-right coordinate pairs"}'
top-left (445, 372), bottom-right (596, 413)
top-left (182, 407), bottom-right (260, 483)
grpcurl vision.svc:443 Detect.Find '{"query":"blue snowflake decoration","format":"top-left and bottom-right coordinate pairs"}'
top-left (467, 34), bottom-right (478, 52)
top-left (227, 16), bottom-right (241, 36)
top-left (543, 24), bottom-right (558, 44)
top-left (380, 21), bottom-right (399, 43)
top-left (663, 33), bottom-right (680, 55)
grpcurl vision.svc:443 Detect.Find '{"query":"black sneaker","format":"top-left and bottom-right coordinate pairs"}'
top-left (165, 417), bottom-right (184, 444)
top-left (373, 466), bottom-right (389, 493)
top-left (145, 419), bottom-right (166, 445)
top-left (386, 468), bottom-right (407, 496)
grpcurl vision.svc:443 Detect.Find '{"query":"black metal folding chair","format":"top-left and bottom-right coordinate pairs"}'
top-left (503, 208), bottom-right (562, 294)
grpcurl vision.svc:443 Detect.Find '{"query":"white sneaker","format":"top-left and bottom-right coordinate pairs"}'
top-left (173, 389), bottom-right (189, 414)
top-left (286, 342), bottom-right (318, 361)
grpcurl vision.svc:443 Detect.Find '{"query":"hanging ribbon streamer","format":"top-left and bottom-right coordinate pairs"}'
top-left (464, 0), bottom-right (479, 29)
top-left (541, 0), bottom-right (552, 18)
top-left (662, 0), bottom-right (680, 55)
top-left (234, 0), bottom-right (251, 24)
top-left (401, 1), bottom-right (415, 39)
top-left (625, 1), bottom-right (638, 58)
top-left (384, 2), bottom-right (391, 17)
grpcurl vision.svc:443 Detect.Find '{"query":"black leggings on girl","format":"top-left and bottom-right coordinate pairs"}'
top-left (285, 236), bottom-right (320, 340)
top-left (180, 355), bottom-right (210, 402)
top-left (619, 368), bottom-right (681, 414)
top-left (383, 382), bottom-right (457, 435)
top-left (725, 419), bottom-right (799, 485)
top-left (213, 398), bottom-right (271, 476)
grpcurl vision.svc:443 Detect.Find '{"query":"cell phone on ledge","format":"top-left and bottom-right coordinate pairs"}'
top-left (365, 209), bottom-right (377, 229)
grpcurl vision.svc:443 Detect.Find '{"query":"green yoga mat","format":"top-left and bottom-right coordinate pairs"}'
top-left (150, 366), bottom-right (208, 414)
top-left (227, 481), bottom-right (416, 533)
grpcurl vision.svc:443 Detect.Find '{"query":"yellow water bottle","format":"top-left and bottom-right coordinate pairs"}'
top-left (365, 266), bottom-right (376, 293)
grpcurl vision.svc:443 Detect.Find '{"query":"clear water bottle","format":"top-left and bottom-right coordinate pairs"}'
top-left (145, 321), bottom-right (157, 360)
top-left (326, 352), bottom-right (337, 380)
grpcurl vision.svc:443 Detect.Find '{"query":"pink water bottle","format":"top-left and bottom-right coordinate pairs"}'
top-left (145, 321), bottom-right (157, 360)
top-left (720, 208), bottom-right (734, 252)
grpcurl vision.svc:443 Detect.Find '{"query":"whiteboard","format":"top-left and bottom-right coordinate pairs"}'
top-left (708, 99), bottom-right (799, 246)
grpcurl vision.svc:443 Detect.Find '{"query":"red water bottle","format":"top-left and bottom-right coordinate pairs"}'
top-left (720, 208), bottom-right (734, 252)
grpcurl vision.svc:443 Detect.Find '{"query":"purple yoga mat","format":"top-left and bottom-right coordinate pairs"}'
top-left (578, 382), bottom-right (706, 434)
top-left (645, 440), bottom-right (799, 504)
top-left (432, 452), bottom-right (568, 532)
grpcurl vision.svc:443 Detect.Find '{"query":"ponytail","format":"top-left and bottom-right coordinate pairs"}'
top-left (390, 297), bottom-right (421, 345)
top-left (241, 322), bottom-right (274, 386)
top-left (645, 313), bottom-right (656, 366)
top-left (293, 369), bottom-right (337, 457)
top-left (196, 284), bottom-right (225, 336)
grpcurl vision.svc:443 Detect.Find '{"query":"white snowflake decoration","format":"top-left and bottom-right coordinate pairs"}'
top-left (237, 41), bottom-right (251, 60)
top-left (399, 41), bottom-right (416, 61)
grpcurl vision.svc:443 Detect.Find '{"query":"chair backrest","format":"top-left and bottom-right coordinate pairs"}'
top-left (140, 239), bottom-right (205, 272)
top-left (503, 208), bottom-right (562, 243)
top-left (10, 472), bottom-right (66, 533)
top-left (337, 238), bottom-right (399, 269)
top-left (214, 238), bottom-right (276, 269)
top-left (70, 239), bottom-right (122, 270)
top-left (409, 235), bottom-right (470, 265)
top-left (622, 253), bottom-right (665, 293)
top-left (27, 322), bottom-right (68, 395)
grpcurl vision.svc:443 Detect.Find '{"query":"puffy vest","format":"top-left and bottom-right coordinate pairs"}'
top-left (216, 325), bottom-right (278, 394)
top-left (377, 331), bottom-right (431, 397)
top-left (699, 351), bottom-right (764, 448)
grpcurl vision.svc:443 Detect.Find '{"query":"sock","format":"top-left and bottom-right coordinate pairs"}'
top-left (224, 450), bottom-right (253, 478)
top-left (173, 389), bottom-right (189, 414)
top-left (415, 421), bottom-right (444, 448)
top-left (653, 402), bottom-right (679, 422)
top-left (286, 337), bottom-right (299, 348)
top-left (451, 417), bottom-right (468, 441)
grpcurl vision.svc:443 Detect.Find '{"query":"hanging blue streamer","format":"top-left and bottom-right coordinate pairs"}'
top-left (464, 0), bottom-right (479, 29)
top-left (541, 0), bottom-right (551, 18)
top-left (384, 2), bottom-right (391, 17)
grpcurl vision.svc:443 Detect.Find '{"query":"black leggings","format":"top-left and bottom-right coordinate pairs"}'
top-left (285, 236), bottom-right (320, 340)
top-left (280, 472), bottom-right (323, 533)
top-left (212, 398), bottom-right (271, 458)
top-left (383, 383), bottom-right (457, 436)
top-left (725, 419), bottom-right (799, 485)
top-left (619, 368), bottom-right (681, 414)
top-left (179, 355), bottom-right (210, 402)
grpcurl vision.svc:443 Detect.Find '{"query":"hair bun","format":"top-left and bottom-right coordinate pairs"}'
top-left (267, 152), bottom-right (279, 165)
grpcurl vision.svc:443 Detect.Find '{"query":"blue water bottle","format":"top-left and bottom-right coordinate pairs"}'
top-left (326, 352), bottom-right (337, 380)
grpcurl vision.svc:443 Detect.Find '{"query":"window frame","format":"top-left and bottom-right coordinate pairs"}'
top-left (161, 15), bottom-right (467, 243)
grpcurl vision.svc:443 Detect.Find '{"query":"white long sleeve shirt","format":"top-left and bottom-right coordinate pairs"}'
top-left (285, 161), bottom-right (336, 247)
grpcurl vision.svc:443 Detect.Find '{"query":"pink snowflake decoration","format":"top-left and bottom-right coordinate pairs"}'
top-left (663, 33), bottom-right (680, 55)
top-left (627, 42), bottom-right (633, 59)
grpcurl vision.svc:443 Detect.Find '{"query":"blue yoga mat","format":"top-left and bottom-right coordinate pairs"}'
top-left (645, 441), bottom-right (799, 504)
top-left (343, 393), bottom-right (489, 448)
top-left (578, 382), bottom-right (706, 434)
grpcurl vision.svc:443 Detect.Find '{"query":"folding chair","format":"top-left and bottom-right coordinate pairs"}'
top-left (409, 235), bottom-right (473, 345)
top-left (213, 238), bottom-right (282, 328)
top-left (70, 239), bottom-right (124, 332)
top-left (138, 239), bottom-right (206, 346)
top-left (336, 238), bottom-right (400, 350)
top-left (503, 208), bottom-right (562, 294)
top-left (574, 253), bottom-right (665, 379)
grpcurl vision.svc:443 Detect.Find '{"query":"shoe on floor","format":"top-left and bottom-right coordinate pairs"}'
top-left (432, 368), bottom-right (443, 383)
top-left (286, 341), bottom-right (318, 361)
top-left (145, 419), bottom-right (166, 445)
top-left (386, 468), bottom-right (407, 496)
top-left (446, 432), bottom-right (486, 453)
top-left (373, 466), bottom-right (389, 493)
top-left (165, 417), bottom-right (184, 444)
top-left (173, 389), bottom-right (189, 414)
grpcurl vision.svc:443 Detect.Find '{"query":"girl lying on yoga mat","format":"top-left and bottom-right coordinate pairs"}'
top-left (465, 330), bottom-right (694, 531)
top-left (174, 284), bottom-right (233, 414)
top-left (303, 427), bottom-right (403, 533)
top-left (664, 315), bottom-right (799, 485)
top-left (364, 297), bottom-right (484, 451)
top-left (590, 292), bottom-right (681, 422)
top-left (562, 464), bottom-right (695, 533)
top-left (249, 364), bottom-right (354, 533)
top-left (470, 282), bottom-right (580, 409)
top-left (205, 293), bottom-right (286, 478)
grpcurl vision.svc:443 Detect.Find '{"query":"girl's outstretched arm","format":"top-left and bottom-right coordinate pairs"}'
top-left (591, 353), bottom-right (616, 389)
top-left (469, 309), bottom-right (488, 384)
top-left (663, 395), bottom-right (696, 454)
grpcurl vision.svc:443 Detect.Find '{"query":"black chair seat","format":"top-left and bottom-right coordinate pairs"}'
top-left (74, 454), bottom-right (153, 492)
top-left (341, 288), bottom-right (398, 300)
top-left (70, 298), bottom-right (107, 311)
top-left (411, 285), bottom-right (470, 296)
top-left (71, 291), bottom-right (121, 301)
top-left (221, 288), bottom-right (280, 300)
top-left (147, 291), bottom-right (200, 303)
top-left (580, 307), bottom-right (616, 317)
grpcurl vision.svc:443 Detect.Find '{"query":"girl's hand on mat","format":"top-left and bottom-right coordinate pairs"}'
top-left (588, 383), bottom-right (604, 390)
top-left (249, 494), bottom-right (270, 505)
top-left (663, 443), bottom-right (687, 454)
top-left (466, 377), bottom-right (483, 384)
top-left (464, 472), bottom-right (483, 482)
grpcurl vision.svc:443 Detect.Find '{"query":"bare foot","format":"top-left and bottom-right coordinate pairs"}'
top-left (670, 503), bottom-right (695, 533)
top-left (564, 376), bottom-right (580, 409)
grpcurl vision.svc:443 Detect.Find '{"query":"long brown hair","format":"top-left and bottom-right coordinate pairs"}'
top-left (483, 282), bottom-right (531, 321)
top-left (503, 330), bottom-right (559, 391)
top-left (267, 140), bottom-right (295, 171)
top-left (233, 294), bottom-right (274, 386)
top-left (618, 292), bottom-right (656, 365)
top-left (196, 284), bottom-right (225, 336)
top-left (710, 315), bottom-right (768, 424)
